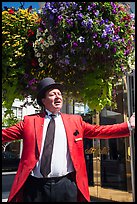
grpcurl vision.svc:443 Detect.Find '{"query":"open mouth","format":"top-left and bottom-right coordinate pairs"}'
top-left (54, 101), bottom-right (61, 105)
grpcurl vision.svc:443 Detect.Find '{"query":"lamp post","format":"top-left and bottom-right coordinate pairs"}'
top-left (126, 70), bottom-right (135, 202)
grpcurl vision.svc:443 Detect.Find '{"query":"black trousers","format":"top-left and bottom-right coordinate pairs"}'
top-left (23, 174), bottom-right (77, 202)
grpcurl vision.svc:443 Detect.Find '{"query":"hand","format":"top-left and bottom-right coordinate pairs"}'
top-left (129, 113), bottom-right (135, 129)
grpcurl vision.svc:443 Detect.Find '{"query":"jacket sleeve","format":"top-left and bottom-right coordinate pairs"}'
top-left (80, 116), bottom-right (130, 139)
top-left (2, 120), bottom-right (24, 143)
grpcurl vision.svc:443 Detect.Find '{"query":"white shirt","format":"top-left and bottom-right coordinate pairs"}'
top-left (31, 110), bottom-right (74, 178)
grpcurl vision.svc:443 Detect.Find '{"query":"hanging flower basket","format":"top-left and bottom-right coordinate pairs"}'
top-left (33, 2), bottom-right (135, 110)
top-left (2, 3), bottom-right (135, 111)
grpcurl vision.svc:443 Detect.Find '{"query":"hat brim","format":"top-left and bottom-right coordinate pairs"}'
top-left (37, 83), bottom-right (63, 107)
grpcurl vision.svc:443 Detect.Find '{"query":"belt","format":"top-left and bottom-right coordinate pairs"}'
top-left (27, 172), bottom-right (74, 184)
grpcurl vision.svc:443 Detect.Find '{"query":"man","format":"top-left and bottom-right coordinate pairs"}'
top-left (2, 77), bottom-right (135, 202)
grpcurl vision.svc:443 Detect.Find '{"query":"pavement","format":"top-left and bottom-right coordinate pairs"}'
top-left (2, 192), bottom-right (9, 202)
top-left (89, 186), bottom-right (133, 202)
top-left (2, 171), bottom-right (16, 203)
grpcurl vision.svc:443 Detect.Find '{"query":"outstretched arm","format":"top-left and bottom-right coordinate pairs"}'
top-left (2, 121), bottom-right (24, 143)
top-left (80, 115), bottom-right (133, 140)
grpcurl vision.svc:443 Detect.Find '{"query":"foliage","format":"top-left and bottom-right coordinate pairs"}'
top-left (2, 109), bottom-right (21, 152)
top-left (2, 109), bottom-right (20, 128)
top-left (2, 7), bottom-right (40, 109)
top-left (2, 2), bottom-right (135, 111)
top-left (33, 2), bottom-right (135, 111)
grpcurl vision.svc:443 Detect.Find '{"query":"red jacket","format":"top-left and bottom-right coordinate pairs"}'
top-left (2, 112), bottom-right (130, 202)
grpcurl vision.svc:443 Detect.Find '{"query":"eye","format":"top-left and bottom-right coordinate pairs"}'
top-left (58, 92), bottom-right (62, 96)
top-left (49, 93), bottom-right (54, 97)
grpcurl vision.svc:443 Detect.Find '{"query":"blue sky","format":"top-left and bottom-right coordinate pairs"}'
top-left (2, 2), bottom-right (40, 11)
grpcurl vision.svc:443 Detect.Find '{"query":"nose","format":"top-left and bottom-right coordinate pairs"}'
top-left (55, 94), bottom-right (61, 99)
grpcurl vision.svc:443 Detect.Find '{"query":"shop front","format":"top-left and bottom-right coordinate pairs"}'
top-left (84, 135), bottom-right (133, 202)
top-left (84, 71), bottom-right (135, 202)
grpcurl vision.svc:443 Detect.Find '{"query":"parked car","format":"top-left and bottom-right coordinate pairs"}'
top-left (2, 151), bottom-right (20, 171)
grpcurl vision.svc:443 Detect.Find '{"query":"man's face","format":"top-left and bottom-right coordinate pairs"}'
top-left (42, 88), bottom-right (63, 114)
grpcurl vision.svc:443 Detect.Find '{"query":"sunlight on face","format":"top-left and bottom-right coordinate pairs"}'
top-left (42, 89), bottom-right (63, 114)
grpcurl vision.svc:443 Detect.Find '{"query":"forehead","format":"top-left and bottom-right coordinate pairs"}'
top-left (46, 88), bottom-right (62, 94)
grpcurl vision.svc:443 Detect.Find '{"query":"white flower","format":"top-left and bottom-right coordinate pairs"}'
top-left (49, 41), bottom-right (54, 46)
top-left (43, 41), bottom-right (47, 46)
top-left (48, 54), bottom-right (53, 59)
top-left (36, 53), bottom-right (41, 57)
top-left (39, 62), bottom-right (44, 67)
top-left (45, 43), bottom-right (49, 48)
top-left (38, 58), bottom-right (41, 62)
top-left (44, 29), bottom-right (48, 33)
top-left (47, 35), bottom-right (53, 40)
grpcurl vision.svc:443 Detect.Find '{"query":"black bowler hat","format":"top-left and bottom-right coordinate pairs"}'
top-left (37, 77), bottom-right (63, 106)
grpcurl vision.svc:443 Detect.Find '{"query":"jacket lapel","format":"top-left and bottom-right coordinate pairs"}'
top-left (34, 112), bottom-right (45, 156)
top-left (61, 113), bottom-right (74, 154)
top-left (34, 112), bottom-right (75, 157)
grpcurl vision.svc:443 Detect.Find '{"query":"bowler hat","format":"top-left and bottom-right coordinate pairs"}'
top-left (37, 77), bottom-right (63, 106)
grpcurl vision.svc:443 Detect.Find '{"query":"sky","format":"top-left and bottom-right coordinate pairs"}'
top-left (2, 2), bottom-right (135, 13)
top-left (2, 2), bottom-right (41, 11)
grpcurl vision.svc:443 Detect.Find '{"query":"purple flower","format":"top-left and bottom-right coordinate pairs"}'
top-left (62, 43), bottom-right (68, 48)
top-left (65, 58), bottom-right (70, 65)
top-left (124, 50), bottom-right (130, 56)
top-left (66, 18), bottom-right (73, 26)
top-left (87, 6), bottom-right (91, 11)
top-left (105, 24), bottom-right (114, 35)
top-left (28, 78), bottom-right (36, 86)
top-left (67, 34), bottom-right (71, 39)
top-left (91, 3), bottom-right (96, 8)
top-left (104, 43), bottom-right (109, 49)
top-left (112, 9), bottom-right (116, 14)
top-left (96, 41), bottom-right (102, 47)
top-left (95, 10), bottom-right (99, 16)
top-left (113, 47), bottom-right (117, 53)
top-left (49, 13), bottom-right (54, 20)
top-left (93, 33), bottom-right (97, 38)
top-left (38, 27), bottom-right (43, 32)
top-left (65, 2), bottom-right (71, 8)
top-left (130, 13), bottom-right (135, 19)
top-left (81, 20), bottom-right (87, 27)
top-left (57, 15), bottom-right (63, 21)
top-left (44, 2), bottom-right (51, 10)
top-left (51, 9), bottom-right (57, 13)
top-left (72, 42), bottom-right (78, 47)
top-left (87, 19), bottom-right (93, 29)
top-left (77, 13), bottom-right (83, 20)
top-left (102, 30), bottom-right (108, 38)
top-left (72, 2), bottom-right (78, 9)
top-left (112, 35), bottom-right (120, 42)
top-left (100, 19), bottom-right (105, 25)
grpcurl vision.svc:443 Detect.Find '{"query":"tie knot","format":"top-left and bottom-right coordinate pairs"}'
top-left (50, 114), bottom-right (56, 119)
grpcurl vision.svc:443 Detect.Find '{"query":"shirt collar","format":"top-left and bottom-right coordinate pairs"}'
top-left (45, 109), bottom-right (60, 118)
